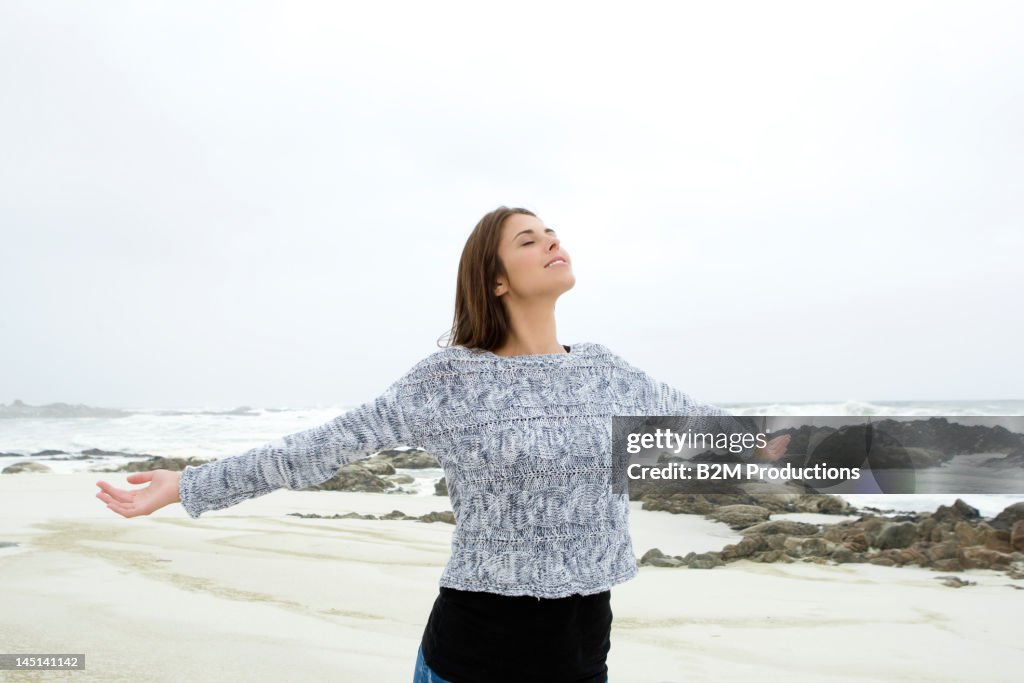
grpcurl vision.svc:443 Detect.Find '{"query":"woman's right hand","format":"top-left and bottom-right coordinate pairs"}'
top-left (96, 469), bottom-right (182, 518)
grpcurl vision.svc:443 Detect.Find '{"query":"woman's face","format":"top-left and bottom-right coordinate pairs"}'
top-left (494, 213), bottom-right (575, 301)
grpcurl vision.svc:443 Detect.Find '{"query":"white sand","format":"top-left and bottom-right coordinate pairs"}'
top-left (0, 472), bottom-right (1021, 682)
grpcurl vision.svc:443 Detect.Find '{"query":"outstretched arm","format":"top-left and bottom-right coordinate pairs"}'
top-left (647, 378), bottom-right (782, 464)
top-left (178, 374), bottom-right (419, 519)
top-left (616, 353), bottom-right (788, 463)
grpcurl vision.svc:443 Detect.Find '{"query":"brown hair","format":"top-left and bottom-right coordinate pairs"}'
top-left (438, 205), bottom-right (537, 351)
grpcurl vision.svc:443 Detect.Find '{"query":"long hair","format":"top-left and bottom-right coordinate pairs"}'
top-left (439, 205), bottom-right (537, 351)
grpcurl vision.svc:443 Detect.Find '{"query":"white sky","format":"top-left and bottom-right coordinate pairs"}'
top-left (1, 0), bottom-right (1021, 409)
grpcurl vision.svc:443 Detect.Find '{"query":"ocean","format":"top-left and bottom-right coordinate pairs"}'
top-left (3, 399), bottom-right (1023, 518)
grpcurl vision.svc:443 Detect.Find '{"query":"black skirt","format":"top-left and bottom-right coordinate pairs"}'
top-left (419, 586), bottom-right (612, 683)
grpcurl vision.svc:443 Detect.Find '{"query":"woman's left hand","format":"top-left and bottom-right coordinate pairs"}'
top-left (753, 434), bottom-right (791, 462)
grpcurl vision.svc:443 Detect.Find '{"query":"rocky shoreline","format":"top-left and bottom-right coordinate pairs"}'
top-left (636, 495), bottom-right (1024, 581)
top-left (6, 447), bottom-right (1024, 584)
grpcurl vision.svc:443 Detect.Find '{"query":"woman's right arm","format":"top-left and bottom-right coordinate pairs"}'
top-left (177, 372), bottom-right (420, 518)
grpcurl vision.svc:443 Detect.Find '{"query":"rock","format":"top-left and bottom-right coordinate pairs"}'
top-left (419, 511), bottom-right (455, 524)
top-left (991, 502), bottom-right (1024, 532)
top-left (649, 556), bottom-right (685, 567)
top-left (435, 477), bottom-right (448, 496)
top-left (917, 517), bottom-right (943, 543)
top-left (286, 509), bottom-right (454, 525)
top-left (106, 456), bottom-right (213, 472)
top-left (785, 537), bottom-right (834, 558)
top-left (935, 575), bottom-right (975, 588)
top-left (372, 449), bottom-right (440, 469)
top-left (637, 548), bottom-right (686, 567)
top-left (931, 558), bottom-right (964, 572)
top-left (1012, 520), bottom-right (1024, 552)
top-left (720, 535), bottom-right (768, 561)
top-left (792, 494), bottom-right (853, 515)
top-left (2, 461), bottom-right (52, 474)
top-left (359, 460), bottom-right (396, 476)
top-left (744, 493), bottom-right (803, 512)
top-left (307, 463), bottom-right (396, 493)
top-left (599, 492), bottom-right (1024, 581)
top-left (842, 529), bottom-right (870, 553)
top-left (287, 511), bottom-right (376, 520)
top-left (958, 546), bottom-right (1015, 570)
top-left (705, 504), bottom-right (771, 530)
top-left (870, 418), bottom-right (1023, 459)
top-left (756, 549), bottom-right (794, 563)
top-left (640, 548), bottom-right (666, 563)
top-left (979, 448), bottom-right (1024, 470)
top-left (953, 521), bottom-right (1013, 553)
top-left (926, 540), bottom-right (959, 562)
top-left (893, 547), bottom-right (930, 567)
top-left (1009, 559), bottom-right (1024, 580)
top-left (740, 520), bottom-right (820, 537)
top-left (685, 552), bottom-right (724, 569)
top-left (877, 522), bottom-right (919, 550)
top-left (82, 448), bottom-right (135, 456)
top-left (932, 499), bottom-right (981, 524)
top-left (860, 517), bottom-right (889, 547)
top-left (830, 547), bottom-right (857, 564)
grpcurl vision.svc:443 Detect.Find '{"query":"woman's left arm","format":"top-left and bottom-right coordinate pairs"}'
top-left (632, 366), bottom-right (789, 463)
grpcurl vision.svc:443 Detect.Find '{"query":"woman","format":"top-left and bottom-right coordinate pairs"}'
top-left (96, 206), bottom-right (789, 683)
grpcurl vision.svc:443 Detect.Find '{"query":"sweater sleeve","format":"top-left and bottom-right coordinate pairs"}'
top-left (644, 375), bottom-right (763, 463)
top-left (606, 346), bottom-right (763, 463)
top-left (177, 373), bottom-right (419, 519)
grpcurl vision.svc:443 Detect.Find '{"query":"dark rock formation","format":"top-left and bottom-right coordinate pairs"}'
top-left (287, 509), bottom-right (455, 524)
top-left (637, 497), bottom-right (1024, 582)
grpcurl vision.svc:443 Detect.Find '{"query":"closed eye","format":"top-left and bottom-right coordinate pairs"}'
top-left (522, 241), bottom-right (533, 245)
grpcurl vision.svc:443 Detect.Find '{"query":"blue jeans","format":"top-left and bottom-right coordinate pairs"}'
top-left (414, 644), bottom-right (453, 682)
top-left (413, 643), bottom-right (608, 683)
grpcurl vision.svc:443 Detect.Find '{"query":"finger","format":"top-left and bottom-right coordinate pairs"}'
top-left (96, 481), bottom-right (133, 504)
top-left (97, 491), bottom-right (130, 507)
top-left (126, 471), bottom-right (156, 484)
top-left (104, 500), bottom-right (127, 517)
top-left (103, 485), bottom-right (136, 505)
top-left (107, 498), bottom-right (138, 518)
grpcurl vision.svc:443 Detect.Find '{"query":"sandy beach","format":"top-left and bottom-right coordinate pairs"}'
top-left (0, 472), bottom-right (1021, 682)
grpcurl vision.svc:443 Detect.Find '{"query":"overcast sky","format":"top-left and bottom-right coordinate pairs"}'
top-left (1, 0), bottom-right (1021, 410)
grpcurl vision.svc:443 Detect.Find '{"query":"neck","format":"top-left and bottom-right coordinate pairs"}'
top-left (492, 299), bottom-right (564, 357)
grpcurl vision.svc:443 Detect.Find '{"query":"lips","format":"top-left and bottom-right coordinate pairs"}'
top-left (545, 256), bottom-right (568, 268)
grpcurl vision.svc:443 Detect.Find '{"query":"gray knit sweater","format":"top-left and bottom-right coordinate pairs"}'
top-left (178, 342), bottom-right (757, 598)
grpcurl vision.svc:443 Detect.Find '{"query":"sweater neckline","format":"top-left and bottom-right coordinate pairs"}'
top-left (482, 343), bottom-right (571, 359)
top-left (464, 342), bottom-right (590, 361)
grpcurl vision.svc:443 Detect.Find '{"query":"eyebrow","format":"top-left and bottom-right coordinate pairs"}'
top-left (512, 227), bottom-right (556, 240)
